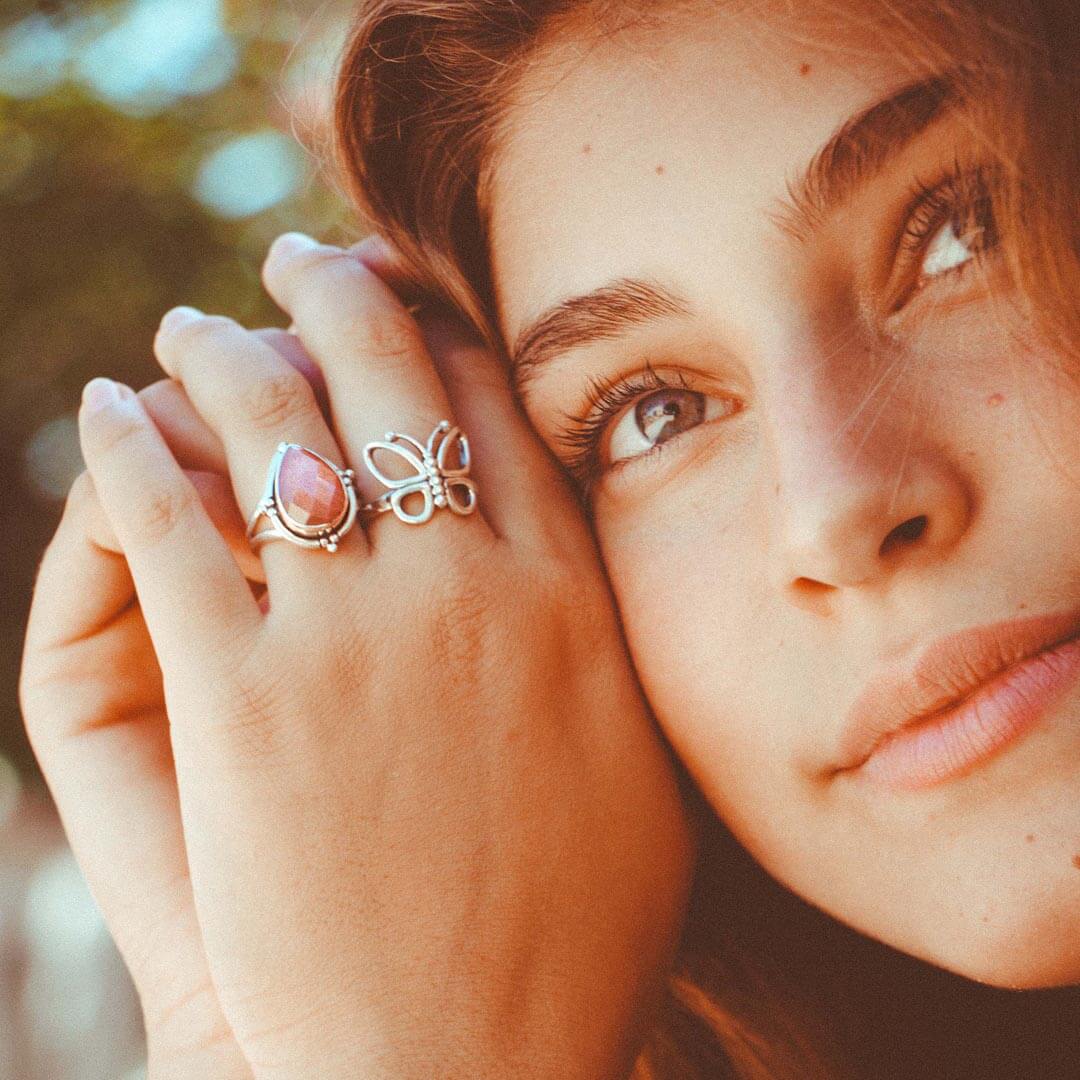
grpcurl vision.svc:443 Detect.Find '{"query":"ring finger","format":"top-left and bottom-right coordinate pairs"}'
top-left (152, 309), bottom-right (370, 586)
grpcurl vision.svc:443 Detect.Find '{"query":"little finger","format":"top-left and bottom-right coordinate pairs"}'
top-left (76, 377), bottom-right (262, 678)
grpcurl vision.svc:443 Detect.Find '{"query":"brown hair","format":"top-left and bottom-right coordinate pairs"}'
top-left (330, 2), bottom-right (1080, 1075)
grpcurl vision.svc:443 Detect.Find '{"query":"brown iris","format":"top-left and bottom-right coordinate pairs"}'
top-left (633, 388), bottom-right (706, 448)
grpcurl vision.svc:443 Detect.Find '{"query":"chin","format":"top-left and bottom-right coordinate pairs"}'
top-left (918, 881), bottom-right (1080, 990)
top-left (939, 950), bottom-right (1080, 992)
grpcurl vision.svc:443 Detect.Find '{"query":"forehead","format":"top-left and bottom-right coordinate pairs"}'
top-left (484, 7), bottom-right (918, 346)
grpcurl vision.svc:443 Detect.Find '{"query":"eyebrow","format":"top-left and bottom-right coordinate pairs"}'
top-left (509, 73), bottom-right (957, 398)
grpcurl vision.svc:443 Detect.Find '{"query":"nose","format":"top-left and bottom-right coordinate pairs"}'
top-left (774, 448), bottom-right (972, 591)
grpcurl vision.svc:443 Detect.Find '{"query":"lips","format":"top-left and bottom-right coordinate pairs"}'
top-left (835, 606), bottom-right (1080, 780)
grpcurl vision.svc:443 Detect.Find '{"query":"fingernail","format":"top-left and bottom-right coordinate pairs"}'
top-left (160, 306), bottom-right (204, 332)
top-left (82, 377), bottom-right (123, 414)
top-left (270, 232), bottom-right (320, 259)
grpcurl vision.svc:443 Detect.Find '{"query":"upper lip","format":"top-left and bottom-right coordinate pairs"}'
top-left (835, 606), bottom-right (1080, 773)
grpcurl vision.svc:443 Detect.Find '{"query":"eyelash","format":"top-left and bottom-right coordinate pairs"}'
top-left (557, 365), bottom-right (691, 492)
top-left (557, 159), bottom-right (1000, 498)
top-left (897, 158), bottom-right (999, 291)
top-left (556, 364), bottom-right (692, 495)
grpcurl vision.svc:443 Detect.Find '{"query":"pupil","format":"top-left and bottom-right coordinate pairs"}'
top-left (635, 389), bottom-right (704, 446)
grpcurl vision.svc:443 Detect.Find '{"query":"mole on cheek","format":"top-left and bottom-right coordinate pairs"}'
top-left (655, 164), bottom-right (665, 175)
top-left (799, 62), bottom-right (812, 76)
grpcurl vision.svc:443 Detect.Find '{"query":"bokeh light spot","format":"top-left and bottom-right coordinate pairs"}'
top-left (0, 14), bottom-right (72, 99)
top-left (193, 130), bottom-right (307, 218)
top-left (24, 414), bottom-right (85, 503)
top-left (74, 0), bottom-right (238, 115)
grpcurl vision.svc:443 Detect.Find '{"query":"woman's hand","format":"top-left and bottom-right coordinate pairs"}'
top-left (45, 234), bottom-right (696, 1078)
top-left (20, 384), bottom-right (254, 1079)
top-left (20, 322), bottom-right (339, 1077)
top-left (20, 327), bottom-right (328, 1079)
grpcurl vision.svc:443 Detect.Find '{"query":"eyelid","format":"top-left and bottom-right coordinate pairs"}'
top-left (556, 364), bottom-right (735, 495)
top-left (883, 154), bottom-right (996, 306)
top-left (553, 160), bottom-right (997, 495)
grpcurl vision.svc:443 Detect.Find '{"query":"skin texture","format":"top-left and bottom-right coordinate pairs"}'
top-left (19, 325), bottom-right (332, 1080)
top-left (484, 8), bottom-right (1080, 987)
top-left (20, 233), bottom-right (695, 1078)
top-left (17, 6), bottom-right (1080, 1076)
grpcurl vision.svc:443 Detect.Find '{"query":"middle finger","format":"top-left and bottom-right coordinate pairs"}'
top-left (260, 234), bottom-right (490, 546)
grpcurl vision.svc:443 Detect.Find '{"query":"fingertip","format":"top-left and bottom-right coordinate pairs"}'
top-left (79, 381), bottom-right (142, 451)
top-left (81, 377), bottom-right (127, 415)
top-left (160, 307), bottom-right (206, 335)
top-left (268, 231), bottom-right (321, 262)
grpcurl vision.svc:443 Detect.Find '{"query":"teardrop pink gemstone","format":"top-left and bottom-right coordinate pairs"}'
top-left (277, 446), bottom-right (347, 527)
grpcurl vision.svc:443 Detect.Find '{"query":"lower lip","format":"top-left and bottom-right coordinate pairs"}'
top-left (856, 634), bottom-right (1080, 790)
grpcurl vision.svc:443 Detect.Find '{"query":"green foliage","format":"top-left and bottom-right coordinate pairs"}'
top-left (0, 1), bottom-right (355, 774)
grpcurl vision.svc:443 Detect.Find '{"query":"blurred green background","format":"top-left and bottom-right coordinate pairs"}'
top-left (1, 0), bottom-right (356, 782)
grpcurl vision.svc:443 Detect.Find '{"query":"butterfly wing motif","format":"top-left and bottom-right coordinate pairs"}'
top-left (364, 436), bottom-right (437, 523)
top-left (389, 483), bottom-right (436, 524)
top-left (363, 437), bottom-right (427, 490)
top-left (435, 425), bottom-right (478, 516)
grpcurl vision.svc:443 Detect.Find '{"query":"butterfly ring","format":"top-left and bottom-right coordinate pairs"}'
top-left (358, 420), bottom-right (479, 526)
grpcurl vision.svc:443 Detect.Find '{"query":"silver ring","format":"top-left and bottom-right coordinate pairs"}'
top-left (246, 442), bottom-right (359, 552)
top-left (359, 420), bottom-right (478, 525)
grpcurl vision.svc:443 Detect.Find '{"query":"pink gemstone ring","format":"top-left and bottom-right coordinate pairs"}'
top-left (246, 442), bottom-right (359, 553)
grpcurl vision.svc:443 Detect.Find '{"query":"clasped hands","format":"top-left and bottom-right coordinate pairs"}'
top-left (20, 233), bottom-right (695, 1079)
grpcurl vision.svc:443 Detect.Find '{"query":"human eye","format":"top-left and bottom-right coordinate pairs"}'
top-left (554, 363), bottom-right (742, 498)
top-left (891, 158), bottom-right (1001, 308)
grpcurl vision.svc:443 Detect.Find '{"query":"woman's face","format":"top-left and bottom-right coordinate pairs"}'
top-left (484, 8), bottom-right (1080, 986)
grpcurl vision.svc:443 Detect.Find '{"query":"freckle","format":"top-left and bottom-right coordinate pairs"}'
top-left (1019, 602), bottom-right (1028, 610)
top-left (1025, 833), bottom-right (1036, 843)
top-left (799, 62), bottom-right (812, 76)
top-left (1073, 855), bottom-right (1080, 870)
top-left (986, 392), bottom-right (1005, 407)
top-left (981, 915), bottom-right (990, 923)
top-left (582, 143), bottom-right (591, 154)
top-left (655, 164), bottom-right (665, 175)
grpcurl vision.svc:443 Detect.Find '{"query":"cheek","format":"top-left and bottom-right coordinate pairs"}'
top-left (594, 500), bottom-right (781, 790)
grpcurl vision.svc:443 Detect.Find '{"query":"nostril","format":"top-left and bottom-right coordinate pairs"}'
top-left (880, 514), bottom-right (928, 556)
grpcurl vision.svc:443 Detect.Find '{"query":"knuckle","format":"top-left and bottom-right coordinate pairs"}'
top-left (239, 371), bottom-right (313, 431)
top-left (132, 485), bottom-right (195, 546)
top-left (360, 308), bottom-right (423, 366)
top-left (427, 554), bottom-right (501, 676)
top-left (82, 406), bottom-right (145, 458)
top-left (214, 662), bottom-right (298, 763)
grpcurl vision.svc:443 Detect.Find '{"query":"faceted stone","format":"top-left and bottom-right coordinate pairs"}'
top-left (277, 446), bottom-right (347, 527)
